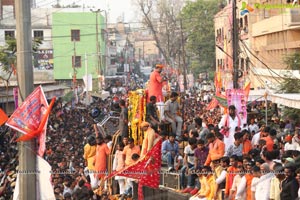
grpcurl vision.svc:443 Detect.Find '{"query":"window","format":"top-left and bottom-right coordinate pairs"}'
top-left (33, 30), bottom-right (44, 40)
top-left (72, 56), bottom-right (81, 68)
top-left (71, 30), bottom-right (80, 41)
top-left (4, 30), bottom-right (15, 40)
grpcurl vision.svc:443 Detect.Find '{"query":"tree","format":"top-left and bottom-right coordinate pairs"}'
top-left (0, 38), bottom-right (41, 82)
top-left (284, 52), bottom-right (300, 70)
top-left (278, 52), bottom-right (300, 124)
top-left (180, 0), bottom-right (220, 76)
top-left (134, 0), bottom-right (185, 66)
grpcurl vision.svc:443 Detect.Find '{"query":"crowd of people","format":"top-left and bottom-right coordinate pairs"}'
top-left (0, 63), bottom-right (299, 200)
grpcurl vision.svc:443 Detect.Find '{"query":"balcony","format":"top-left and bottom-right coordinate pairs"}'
top-left (252, 8), bottom-right (300, 37)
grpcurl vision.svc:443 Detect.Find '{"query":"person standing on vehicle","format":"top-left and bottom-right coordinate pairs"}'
top-left (148, 64), bottom-right (168, 121)
top-left (119, 99), bottom-right (128, 138)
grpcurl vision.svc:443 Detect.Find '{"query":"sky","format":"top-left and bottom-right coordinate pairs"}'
top-left (36, 0), bottom-right (137, 23)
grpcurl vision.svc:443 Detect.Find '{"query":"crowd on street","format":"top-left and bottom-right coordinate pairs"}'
top-left (0, 66), bottom-right (300, 200)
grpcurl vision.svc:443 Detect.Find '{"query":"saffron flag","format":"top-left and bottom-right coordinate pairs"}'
top-left (6, 86), bottom-right (55, 156)
top-left (244, 82), bottom-right (251, 100)
top-left (0, 108), bottom-right (8, 126)
top-left (206, 98), bottom-right (219, 110)
top-left (106, 139), bottom-right (162, 199)
top-left (6, 86), bottom-right (49, 134)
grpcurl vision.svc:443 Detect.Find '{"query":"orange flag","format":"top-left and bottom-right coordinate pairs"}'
top-left (0, 108), bottom-right (8, 125)
top-left (206, 98), bottom-right (219, 110)
top-left (16, 97), bottom-right (56, 142)
top-left (6, 86), bottom-right (56, 144)
top-left (244, 82), bottom-right (251, 100)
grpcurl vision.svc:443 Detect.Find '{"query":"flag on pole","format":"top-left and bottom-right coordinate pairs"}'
top-left (0, 108), bottom-right (8, 126)
top-left (244, 82), bottom-right (251, 100)
top-left (6, 86), bottom-right (55, 156)
top-left (206, 98), bottom-right (219, 110)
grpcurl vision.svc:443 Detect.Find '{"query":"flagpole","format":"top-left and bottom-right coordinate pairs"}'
top-left (15, 0), bottom-right (36, 199)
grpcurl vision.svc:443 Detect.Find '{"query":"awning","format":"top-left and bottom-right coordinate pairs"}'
top-left (270, 93), bottom-right (300, 109)
top-left (248, 90), bottom-right (300, 109)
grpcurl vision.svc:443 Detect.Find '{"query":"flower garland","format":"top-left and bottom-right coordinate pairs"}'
top-left (128, 89), bottom-right (146, 145)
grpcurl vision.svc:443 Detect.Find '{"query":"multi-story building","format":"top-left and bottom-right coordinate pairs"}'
top-left (0, 2), bottom-right (68, 113)
top-left (107, 22), bottom-right (135, 75)
top-left (52, 11), bottom-right (106, 87)
top-left (215, 0), bottom-right (300, 90)
top-left (250, 0), bottom-right (300, 89)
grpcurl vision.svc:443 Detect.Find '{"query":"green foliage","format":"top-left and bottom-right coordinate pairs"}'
top-left (0, 38), bottom-right (41, 80)
top-left (278, 77), bottom-right (300, 93)
top-left (279, 52), bottom-right (300, 93)
top-left (180, 0), bottom-right (220, 76)
top-left (284, 52), bottom-right (300, 70)
top-left (0, 38), bottom-right (17, 75)
top-left (279, 52), bottom-right (300, 124)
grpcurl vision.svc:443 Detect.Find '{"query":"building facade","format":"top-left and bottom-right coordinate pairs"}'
top-left (214, 0), bottom-right (300, 90)
top-left (250, 0), bottom-right (300, 89)
top-left (52, 12), bottom-right (106, 83)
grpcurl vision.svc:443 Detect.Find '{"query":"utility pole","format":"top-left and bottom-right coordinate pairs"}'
top-left (15, 0), bottom-right (36, 199)
top-left (85, 52), bottom-right (90, 105)
top-left (72, 40), bottom-right (77, 88)
top-left (232, 0), bottom-right (239, 89)
top-left (90, 9), bottom-right (102, 92)
top-left (180, 19), bottom-right (187, 92)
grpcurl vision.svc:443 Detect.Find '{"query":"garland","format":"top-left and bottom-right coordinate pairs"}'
top-left (128, 89), bottom-right (146, 145)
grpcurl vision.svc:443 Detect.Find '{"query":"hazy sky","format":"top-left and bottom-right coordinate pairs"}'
top-left (36, 0), bottom-right (137, 23)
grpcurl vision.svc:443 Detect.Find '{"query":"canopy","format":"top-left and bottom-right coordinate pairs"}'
top-left (248, 90), bottom-right (300, 109)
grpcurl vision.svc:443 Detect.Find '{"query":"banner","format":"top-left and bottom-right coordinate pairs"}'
top-left (226, 89), bottom-right (247, 124)
top-left (6, 86), bottom-right (49, 135)
top-left (106, 139), bottom-right (162, 199)
top-left (6, 86), bottom-right (55, 155)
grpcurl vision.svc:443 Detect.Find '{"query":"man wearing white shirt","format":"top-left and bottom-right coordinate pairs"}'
top-left (235, 163), bottom-right (254, 200)
top-left (248, 118), bottom-right (259, 134)
top-left (254, 163), bottom-right (274, 200)
top-left (251, 131), bottom-right (261, 148)
top-left (284, 135), bottom-right (300, 151)
top-left (251, 166), bottom-right (261, 200)
top-left (219, 105), bottom-right (242, 151)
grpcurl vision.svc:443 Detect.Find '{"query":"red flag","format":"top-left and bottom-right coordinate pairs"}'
top-left (206, 98), bottom-right (219, 110)
top-left (0, 108), bottom-right (8, 126)
top-left (6, 86), bottom-right (56, 145)
top-left (16, 97), bottom-right (55, 142)
top-left (106, 139), bottom-right (162, 199)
